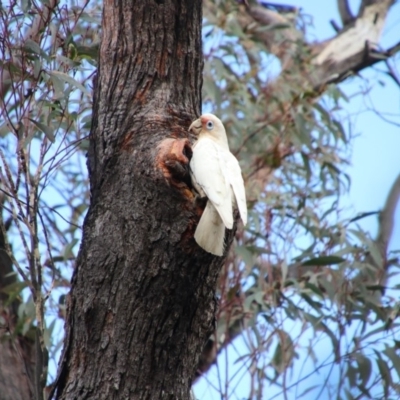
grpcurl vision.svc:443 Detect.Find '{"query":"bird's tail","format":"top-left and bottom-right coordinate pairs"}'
top-left (194, 201), bottom-right (226, 256)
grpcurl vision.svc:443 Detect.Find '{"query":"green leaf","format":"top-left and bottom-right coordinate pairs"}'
top-left (301, 152), bottom-right (311, 183)
top-left (355, 353), bottom-right (372, 386)
top-left (349, 211), bottom-right (380, 223)
top-left (21, 0), bottom-right (31, 12)
top-left (281, 260), bottom-right (288, 283)
top-left (313, 102), bottom-right (331, 124)
top-left (235, 245), bottom-right (253, 266)
top-left (332, 119), bottom-right (347, 143)
top-left (63, 238), bottom-right (79, 259)
top-left (301, 256), bottom-right (345, 266)
top-left (76, 44), bottom-right (99, 60)
top-left (297, 385), bottom-right (319, 399)
top-left (255, 23), bottom-right (291, 33)
top-left (24, 39), bottom-right (41, 55)
top-left (28, 118), bottom-right (55, 142)
top-left (24, 39), bottom-right (50, 61)
top-left (0, 280), bottom-right (28, 296)
top-left (17, 122), bottom-right (25, 138)
top-left (365, 284), bottom-right (386, 293)
top-left (33, 58), bottom-right (42, 79)
top-left (48, 70), bottom-right (90, 95)
top-left (301, 293), bottom-right (323, 311)
top-left (43, 319), bottom-right (57, 348)
top-left (271, 329), bottom-right (294, 373)
top-left (383, 345), bottom-right (400, 379)
top-left (47, 72), bottom-right (65, 99)
top-left (304, 282), bottom-right (324, 298)
top-left (375, 351), bottom-right (392, 397)
top-left (18, 300), bottom-right (35, 320)
top-left (0, 123), bottom-right (11, 137)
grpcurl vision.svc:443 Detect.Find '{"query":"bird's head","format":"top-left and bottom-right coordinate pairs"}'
top-left (189, 113), bottom-right (229, 147)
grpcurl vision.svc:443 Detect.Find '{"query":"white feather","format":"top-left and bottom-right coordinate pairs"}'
top-left (189, 114), bottom-right (247, 255)
top-left (194, 200), bottom-right (225, 256)
top-left (220, 150), bottom-right (247, 225)
top-left (191, 138), bottom-right (234, 228)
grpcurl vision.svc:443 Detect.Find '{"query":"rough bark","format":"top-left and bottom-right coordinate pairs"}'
top-left (0, 218), bottom-right (35, 400)
top-left (0, 332), bottom-right (34, 400)
top-left (51, 0), bottom-right (234, 399)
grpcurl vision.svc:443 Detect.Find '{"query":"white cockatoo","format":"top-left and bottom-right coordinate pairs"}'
top-left (189, 114), bottom-right (247, 256)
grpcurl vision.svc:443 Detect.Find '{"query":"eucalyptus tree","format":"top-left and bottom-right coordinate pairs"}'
top-left (0, 0), bottom-right (399, 399)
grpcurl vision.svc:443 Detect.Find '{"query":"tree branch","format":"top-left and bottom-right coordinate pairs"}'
top-left (232, 0), bottom-right (396, 89)
top-left (385, 58), bottom-right (400, 87)
top-left (0, 205), bottom-right (34, 400)
top-left (0, 0), bottom-right (58, 99)
top-left (310, 0), bottom-right (395, 88)
top-left (337, 0), bottom-right (354, 27)
top-left (377, 171), bottom-right (400, 266)
top-left (323, 40), bottom-right (400, 88)
top-left (258, 2), bottom-right (298, 14)
top-left (233, 2), bottom-right (302, 70)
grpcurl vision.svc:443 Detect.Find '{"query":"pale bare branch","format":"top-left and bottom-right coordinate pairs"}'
top-left (312, 0), bottom-right (396, 88)
top-left (229, 0), bottom-right (396, 89)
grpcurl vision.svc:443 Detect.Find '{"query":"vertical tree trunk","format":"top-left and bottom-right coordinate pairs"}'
top-left (53, 1), bottom-right (230, 398)
top-left (0, 334), bottom-right (34, 400)
top-left (0, 226), bottom-right (34, 400)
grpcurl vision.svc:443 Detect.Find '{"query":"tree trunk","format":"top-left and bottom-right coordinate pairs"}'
top-left (52, 1), bottom-right (232, 399)
top-left (0, 224), bottom-right (35, 400)
top-left (0, 335), bottom-right (34, 400)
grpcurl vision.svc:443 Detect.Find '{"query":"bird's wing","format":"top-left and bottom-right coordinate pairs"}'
top-left (190, 138), bottom-right (234, 229)
top-left (222, 151), bottom-right (247, 225)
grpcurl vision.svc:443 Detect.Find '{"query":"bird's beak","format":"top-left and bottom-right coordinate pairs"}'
top-left (189, 118), bottom-right (202, 135)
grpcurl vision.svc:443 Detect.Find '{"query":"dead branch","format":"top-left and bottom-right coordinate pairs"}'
top-left (233, 0), bottom-right (396, 89)
top-left (324, 40), bottom-right (400, 87)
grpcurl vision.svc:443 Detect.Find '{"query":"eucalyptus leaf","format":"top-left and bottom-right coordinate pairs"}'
top-left (302, 256), bottom-right (345, 266)
top-left (48, 70), bottom-right (90, 95)
top-left (29, 118), bottom-right (55, 142)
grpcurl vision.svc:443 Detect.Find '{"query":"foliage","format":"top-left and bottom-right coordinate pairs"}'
top-left (0, 0), bottom-right (99, 387)
top-left (0, 0), bottom-right (399, 399)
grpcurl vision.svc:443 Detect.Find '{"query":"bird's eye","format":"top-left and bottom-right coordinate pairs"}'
top-left (206, 120), bottom-right (214, 130)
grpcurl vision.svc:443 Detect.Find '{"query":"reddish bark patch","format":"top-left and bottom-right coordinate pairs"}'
top-left (156, 138), bottom-right (194, 197)
top-left (121, 131), bottom-right (134, 150)
top-left (159, 49), bottom-right (168, 77)
top-left (134, 78), bottom-right (153, 105)
top-left (180, 220), bottom-right (198, 252)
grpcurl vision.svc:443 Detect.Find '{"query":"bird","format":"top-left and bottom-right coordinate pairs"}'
top-left (189, 113), bottom-right (247, 256)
